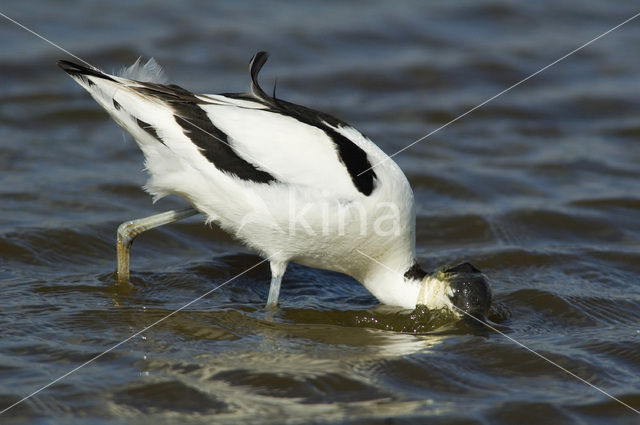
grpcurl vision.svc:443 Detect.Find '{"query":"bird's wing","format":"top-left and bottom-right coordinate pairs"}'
top-left (198, 98), bottom-right (378, 196)
top-left (59, 55), bottom-right (379, 198)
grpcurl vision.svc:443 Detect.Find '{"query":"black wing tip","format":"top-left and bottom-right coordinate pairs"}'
top-left (249, 51), bottom-right (271, 101)
top-left (57, 59), bottom-right (83, 73)
top-left (57, 60), bottom-right (116, 82)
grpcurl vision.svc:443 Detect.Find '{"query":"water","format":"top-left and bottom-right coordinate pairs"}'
top-left (2, 1), bottom-right (640, 423)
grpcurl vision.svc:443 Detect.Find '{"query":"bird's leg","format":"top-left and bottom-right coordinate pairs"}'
top-left (266, 261), bottom-right (288, 308)
top-left (116, 207), bottom-right (199, 283)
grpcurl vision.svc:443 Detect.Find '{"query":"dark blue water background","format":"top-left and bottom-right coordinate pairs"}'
top-left (1, 1), bottom-right (640, 424)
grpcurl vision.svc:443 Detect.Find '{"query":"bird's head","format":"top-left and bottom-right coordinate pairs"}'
top-left (441, 263), bottom-right (492, 318)
top-left (417, 262), bottom-right (492, 319)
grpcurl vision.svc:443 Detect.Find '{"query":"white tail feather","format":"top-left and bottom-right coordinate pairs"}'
top-left (118, 58), bottom-right (167, 83)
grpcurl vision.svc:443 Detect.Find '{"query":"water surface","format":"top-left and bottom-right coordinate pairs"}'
top-left (1, 1), bottom-right (640, 424)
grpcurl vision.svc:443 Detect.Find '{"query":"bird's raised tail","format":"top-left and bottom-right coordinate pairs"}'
top-left (58, 58), bottom-right (167, 84)
top-left (57, 59), bottom-right (175, 149)
top-left (57, 58), bottom-right (188, 203)
top-left (58, 59), bottom-right (132, 118)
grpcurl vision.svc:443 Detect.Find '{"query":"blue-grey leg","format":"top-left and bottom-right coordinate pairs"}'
top-left (266, 261), bottom-right (288, 308)
top-left (116, 207), bottom-right (199, 283)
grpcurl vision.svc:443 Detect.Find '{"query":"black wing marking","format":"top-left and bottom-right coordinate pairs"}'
top-left (60, 55), bottom-right (376, 193)
top-left (404, 263), bottom-right (427, 281)
top-left (173, 102), bottom-right (277, 183)
top-left (272, 99), bottom-right (377, 196)
top-left (136, 118), bottom-right (165, 146)
top-left (241, 52), bottom-right (377, 196)
top-left (59, 59), bottom-right (276, 184)
top-left (134, 83), bottom-right (277, 184)
top-left (58, 60), bottom-right (117, 83)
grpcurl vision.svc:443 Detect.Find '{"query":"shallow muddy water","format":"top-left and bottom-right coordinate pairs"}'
top-left (1, 1), bottom-right (640, 424)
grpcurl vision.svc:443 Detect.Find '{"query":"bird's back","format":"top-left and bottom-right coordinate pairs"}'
top-left (59, 53), bottom-right (416, 280)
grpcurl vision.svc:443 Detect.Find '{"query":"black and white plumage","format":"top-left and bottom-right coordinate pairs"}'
top-left (59, 52), bottom-right (491, 316)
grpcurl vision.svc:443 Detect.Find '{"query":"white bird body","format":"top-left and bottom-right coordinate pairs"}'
top-left (59, 53), bottom-right (485, 313)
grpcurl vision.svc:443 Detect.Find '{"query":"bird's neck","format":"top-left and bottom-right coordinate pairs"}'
top-left (358, 252), bottom-right (423, 308)
top-left (359, 254), bottom-right (454, 311)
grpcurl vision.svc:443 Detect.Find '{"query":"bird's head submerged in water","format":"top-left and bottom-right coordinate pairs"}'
top-left (441, 263), bottom-right (492, 318)
top-left (416, 262), bottom-right (492, 319)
